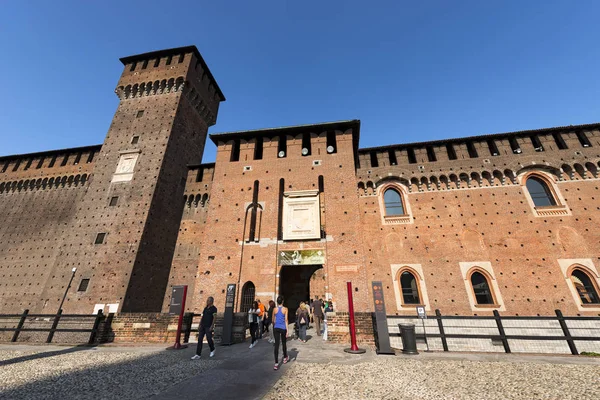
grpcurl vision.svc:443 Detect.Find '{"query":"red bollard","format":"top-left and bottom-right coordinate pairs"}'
top-left (168, 285), bottom-right (188, 350)
top-left (344, 281), bottom-right (366, 354)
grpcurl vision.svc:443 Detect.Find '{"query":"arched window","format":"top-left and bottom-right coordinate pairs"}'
top-left (470, 271), bottom-right (494, 305)
top-left (384, 188), bottom-right (405, 216)
top-left (570, 269), bottom-right (600, 304)
top-left (240, 281), bottom-right (256, 312)
top-left (526, 176), bottom-right (557, 207)
top-left (400, 271), bottom-right (421, 304)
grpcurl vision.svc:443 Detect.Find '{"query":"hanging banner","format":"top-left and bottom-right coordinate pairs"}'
top-left (278, 249), bottom-right (325, 265)
top-left (372, 281), bottom-right (394, 355)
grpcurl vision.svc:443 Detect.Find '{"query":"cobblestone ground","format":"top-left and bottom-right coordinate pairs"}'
top-left (265, 358), bottom-right (600, 400)
top-left (0, 347), bottom-right (222, 400)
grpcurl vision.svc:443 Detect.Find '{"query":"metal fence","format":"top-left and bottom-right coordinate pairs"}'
top-left (387, 309), bottom-right (600, 355)
top-left (0, 309), bottom-right (105, 345)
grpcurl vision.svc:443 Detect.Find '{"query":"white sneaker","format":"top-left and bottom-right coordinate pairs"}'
top-left (209, 350), bottom-right (215, 358)
top-left (249, 343), bottom-right (254, 349)
top-left (191, 355), bottom-right (201, 360)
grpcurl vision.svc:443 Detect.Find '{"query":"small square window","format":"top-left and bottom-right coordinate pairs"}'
top-left (95, 233), bottom-right (106, 244)
top-left (136, 110), bottom-right (144, 118)
top-left (131, 136), bottom-right (139, 145)
top-left (109, 196), bottom-right (119, 207)
top-left (78, 279), bottom-right (90, 292)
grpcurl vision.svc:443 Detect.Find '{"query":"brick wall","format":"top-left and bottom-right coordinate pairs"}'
top-left (326, 312), bottom-right (375, 347)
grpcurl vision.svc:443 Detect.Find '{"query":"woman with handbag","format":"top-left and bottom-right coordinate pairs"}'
top-left (296, 302), bottom-right (309, 343)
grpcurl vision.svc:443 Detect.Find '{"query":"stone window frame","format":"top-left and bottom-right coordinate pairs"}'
top-left (557, 259), bottom-right (600, 311)
top-left (391, 264), bottom-right (430, 311)
top-left (519, 171), bottom-right (570, 217)
top-left (377, 182), bottom-right (413, 225)
top-left (459, 262), bottom-right (505, 312)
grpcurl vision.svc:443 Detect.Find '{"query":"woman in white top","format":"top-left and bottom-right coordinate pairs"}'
top-left (248, 301), bottom-right (261, 348)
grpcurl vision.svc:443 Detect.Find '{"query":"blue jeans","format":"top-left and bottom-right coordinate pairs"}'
top-left (299, 324), bottom-right (307, 341)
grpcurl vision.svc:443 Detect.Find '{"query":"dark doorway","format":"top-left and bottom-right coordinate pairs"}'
top-left (279, 264), bottom-right (322, 322)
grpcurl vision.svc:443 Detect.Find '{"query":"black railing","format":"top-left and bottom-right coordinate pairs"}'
top-left (0, 309), bottom-right (105, 345)
top-left (387, 309), bottom-right (600, 355)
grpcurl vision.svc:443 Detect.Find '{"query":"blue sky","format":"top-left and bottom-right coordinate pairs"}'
top-left (1, 1), bottom-right (599, 162)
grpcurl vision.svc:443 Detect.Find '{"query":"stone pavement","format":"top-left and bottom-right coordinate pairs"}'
top-left (1, 329), bottom-right (599, 400)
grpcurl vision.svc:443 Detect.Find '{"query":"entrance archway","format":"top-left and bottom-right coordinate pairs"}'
top-left (240, 281), bottom-right (255, 313)
top-left (279, 264), bottom-right (322, 322)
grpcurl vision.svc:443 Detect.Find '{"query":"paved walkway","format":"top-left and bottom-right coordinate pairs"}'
top-left (1, 328), bottom-right (598, 400)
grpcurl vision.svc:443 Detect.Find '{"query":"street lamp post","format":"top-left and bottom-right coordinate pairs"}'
top-left (57, 267), bottom-right (77, 314)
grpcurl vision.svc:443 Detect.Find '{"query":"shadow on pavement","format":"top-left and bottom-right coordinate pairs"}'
top-left (0, 344), bottom-right (95, 367)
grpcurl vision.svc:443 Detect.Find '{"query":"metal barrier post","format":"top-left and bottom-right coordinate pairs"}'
top-left (46, 309), bottom-right (62, 344)
top-left (435, 309), bottom-right (449, 351)
top-left (11, 309), bottom-right (29, 342)
top-left (493, 310), bottom-right (511, 354)
top-left (556, 309), bottom-right (578, 355)
top-left (88, 310), bottom-right (104, 345)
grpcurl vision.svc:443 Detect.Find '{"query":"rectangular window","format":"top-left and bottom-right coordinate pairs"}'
top-left (230, 139), bottom-right (240, 162)
top-left (301, 133), bottom-right (311, 156)
top-left (86, 151), bottom-right (95, 163)
top-left (129, 62), bottom-right (137, 72)
top-left (278, 135), bottom-right (287, 158)
top-left (2, 161), bottom-right (10, 172)
top-left (109, 196), bottom-right (119, 207)
top-left (407, 148), bottom-right (417, 164)
top-left (487, 140), bottom-right (500, 156)
top-left (388, 149), bottom-right (397, 165)
top-left (73, 152), bottom-right (82, 165)
top-left (78, 279), bottom-right (90, 292)
top-left (24, 158), bottom-right (33, 170)
top-left (577, 131), bottom-right (592, 147)
top-left (466, 142), bottom-right (478, 158)
top-left (131, 136), bottom-right (139, 145)
top-left (196, 167), bottom-right (204, 182)
top-left (166, 55), bottom-right (172, 65)
top-left (154, 58), bottom-right (160, 68)
top-left (48, 155), bottom-right (57, 167)
top-left (12, 159), bottom-right (21, 171)
top-left (370, 151), bottom-right (379, 168)
top-left (61, 155), bottom-right (69, 166)
top-left (94, 233), bottom-right (106, 244)
top-left (509, 137), bottom-right (522, 154)
top-left (36, 157), bottom-right (45, 169)
top-left (136, 110), bottom-right (144, 118)
top-left (426, 146), bottom-right (437, 162)
top-left (141, 60), bottom-right (148, 69)
top-left (254, 137), bottom-right (263, 160)
top-left (446, 143), bottom-right (457, 160)
top-left (326, 131), bottom-right (337, 153)
top-left (531, 135), bottom-right (544, 152)
top-left (178, 54), bottom-right (185, 63)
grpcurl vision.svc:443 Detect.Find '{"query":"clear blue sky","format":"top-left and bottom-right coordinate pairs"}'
top-left (1, 1), bottom-right (599, 162)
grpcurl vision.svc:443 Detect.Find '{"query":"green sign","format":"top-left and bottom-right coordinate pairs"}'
top-left (278, 249), bottom-right (325, 265)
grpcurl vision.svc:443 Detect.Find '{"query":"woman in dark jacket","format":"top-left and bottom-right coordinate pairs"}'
top-left (248, 301), bottom-right (260, 348)
top-left (296, 302), bottom-right (310, 343)
top-left (266, 300), bottom-right (275, 343)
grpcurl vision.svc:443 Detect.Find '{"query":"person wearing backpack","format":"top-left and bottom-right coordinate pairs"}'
top-left (296, 302), bottom-right (309, 343)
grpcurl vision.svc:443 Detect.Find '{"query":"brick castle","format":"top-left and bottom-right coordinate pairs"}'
top-left (1, 46), bottom-right (599, 317)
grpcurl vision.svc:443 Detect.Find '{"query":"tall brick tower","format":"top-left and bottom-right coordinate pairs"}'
top-left (38, 46), bottom-right (225, 313)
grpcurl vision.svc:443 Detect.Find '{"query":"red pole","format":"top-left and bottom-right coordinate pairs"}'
top-left (173, 285), bottom-right (188, 349)
top-left (344, 281), bottom-right (366, 354)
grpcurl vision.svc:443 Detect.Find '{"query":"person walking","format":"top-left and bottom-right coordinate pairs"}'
top-left (248, 301), bottom-right (260, 348)
top-left (272, 295), bottom-right (289, 370)
top-left (312, 297), bottom-right (324, 336)
top-left (323, 300), bottom-right (332, 341)
top-left (296, 302), bottom-right (309, 343)
top-left (267, 300), bottom-right (276, 343)
top-left (191, 296), bottom-right (217, 360)
top-left (257, 299), bottom-right (265, 338)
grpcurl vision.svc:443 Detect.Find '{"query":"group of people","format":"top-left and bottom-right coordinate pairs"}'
top-left (191, 295), bottom-right (333, 371)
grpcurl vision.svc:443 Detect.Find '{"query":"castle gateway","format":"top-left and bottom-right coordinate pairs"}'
top-left (0, 46), bottom-right (599, 317)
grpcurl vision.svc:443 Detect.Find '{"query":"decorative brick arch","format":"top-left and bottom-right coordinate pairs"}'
top-left (376, 181), bottom-right (413, 225)
top-left (518, 170), bottom-right (570, 217)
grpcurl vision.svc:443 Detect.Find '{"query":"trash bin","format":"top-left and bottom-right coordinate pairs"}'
top-left (399, 323), bottom-right (418, 355)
